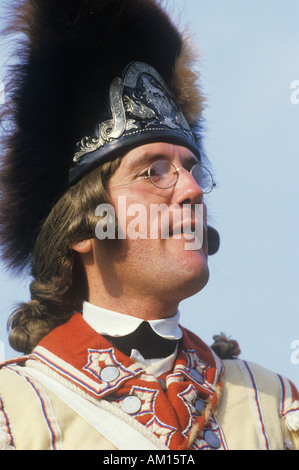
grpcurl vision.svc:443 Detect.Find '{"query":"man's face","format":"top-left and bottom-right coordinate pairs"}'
top-left (93, 142), bottom-right (210, 314)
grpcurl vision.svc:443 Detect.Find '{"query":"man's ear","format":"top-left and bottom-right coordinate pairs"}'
top-left (71, 239), bottom-right (94, 254)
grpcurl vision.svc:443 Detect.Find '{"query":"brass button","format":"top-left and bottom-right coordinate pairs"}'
top-left (195, 399), bottom-right (205, 414)
top-left (191, 368), bottom-right (204, 384)
top-left (204, 430), bottom-right (221, 449)
top-left (100, 366), bottom-right (120, 382)
top-left (122, 396), bottom-right (142, 415)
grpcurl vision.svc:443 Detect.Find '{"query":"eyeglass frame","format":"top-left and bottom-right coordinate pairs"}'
top-left (108, 159), bottom-right (216, 194)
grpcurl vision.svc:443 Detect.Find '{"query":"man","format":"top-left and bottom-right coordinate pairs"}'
top-left (0, 0), bottom-right (298, 450)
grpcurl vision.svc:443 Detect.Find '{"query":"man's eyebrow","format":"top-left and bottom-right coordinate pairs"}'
top-left (125, 152), bottom-right (168, 172)
top-left (125, 151), bottom-right (199, 173)
top-left (183, 155), bottom-right (199, 167)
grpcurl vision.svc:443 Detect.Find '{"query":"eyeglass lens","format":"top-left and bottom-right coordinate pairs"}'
top-left (190, 164), bottom-right (214, 193)
top-left (148, 160), bottom-right (214, 193)
top-left (148, 160), bottom-right (177, 189)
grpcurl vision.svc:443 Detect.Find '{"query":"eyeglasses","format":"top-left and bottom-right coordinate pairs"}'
top-left (109, 160), bottom-right (216, 194)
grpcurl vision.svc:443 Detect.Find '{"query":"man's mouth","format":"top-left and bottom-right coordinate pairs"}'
top-left (168, 215), bottom-right (206, 249)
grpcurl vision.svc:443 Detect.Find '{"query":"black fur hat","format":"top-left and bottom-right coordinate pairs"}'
top-left (0, 0), bottom-right (216, 273)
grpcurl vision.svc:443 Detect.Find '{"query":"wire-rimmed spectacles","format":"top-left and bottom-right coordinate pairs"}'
top-left (109, 160), bottom-right (216, 194)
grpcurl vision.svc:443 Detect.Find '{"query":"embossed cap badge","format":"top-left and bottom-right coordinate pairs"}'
top-left (70, 62), bottom-right (200, 184)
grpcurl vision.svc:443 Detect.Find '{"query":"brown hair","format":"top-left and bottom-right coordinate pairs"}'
top-left (7, 158), bottom-right (121, 354)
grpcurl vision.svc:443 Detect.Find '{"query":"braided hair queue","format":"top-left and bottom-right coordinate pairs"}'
top-left (7, 158), bottom-right (121, 354)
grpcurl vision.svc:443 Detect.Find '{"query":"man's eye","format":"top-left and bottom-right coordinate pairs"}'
top-left (136, 168), bottom-right (150, 179)
top-left (148, 167), bottom-right (158, 177)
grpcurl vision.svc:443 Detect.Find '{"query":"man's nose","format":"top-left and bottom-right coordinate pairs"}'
top-left (173, 167), bottom-right (204, 205)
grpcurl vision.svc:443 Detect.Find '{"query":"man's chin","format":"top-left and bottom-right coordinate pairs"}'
top-left (167, 243), bottom-right (210, 297)
top-left (174, 267), bottom-right (210, 302)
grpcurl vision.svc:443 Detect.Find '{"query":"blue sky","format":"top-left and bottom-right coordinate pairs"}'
top-left (0, 1), bottom-right (298, 387)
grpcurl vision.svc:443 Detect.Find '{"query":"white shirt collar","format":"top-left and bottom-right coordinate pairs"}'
top-left (82, 301), bottom-right (182, 376)
top-left (82, 301), bottom-right (182, 340)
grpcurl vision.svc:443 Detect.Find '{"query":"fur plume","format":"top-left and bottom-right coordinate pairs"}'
top-left (0, 0), bottom-right (204, 272)
top-left (171, 33), bottom-right (205, 124)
